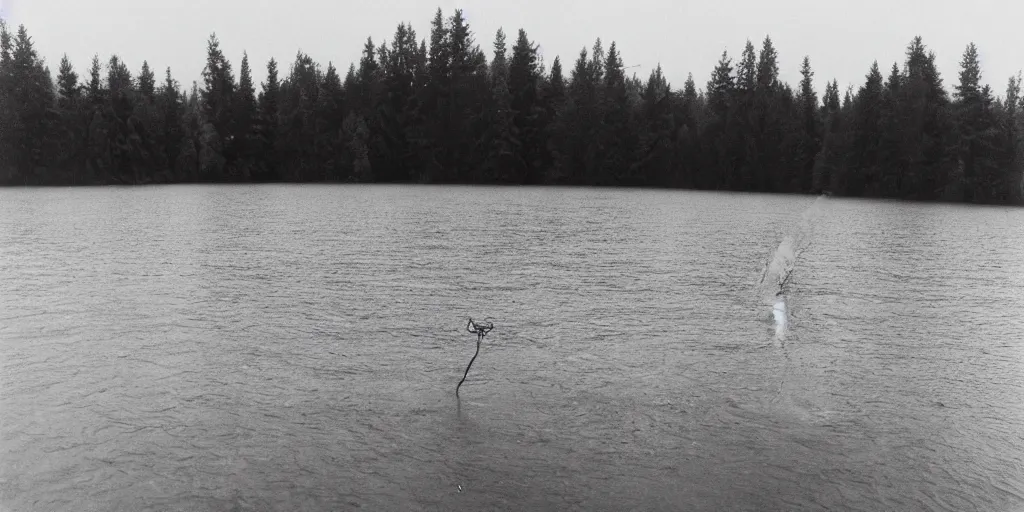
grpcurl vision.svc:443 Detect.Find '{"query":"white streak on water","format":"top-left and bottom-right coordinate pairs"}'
top-left (760, 195), bottom-right (829, 339)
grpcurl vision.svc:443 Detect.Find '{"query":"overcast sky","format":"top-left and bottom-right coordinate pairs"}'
top-left (4, 0), bottom-right (1022, 98)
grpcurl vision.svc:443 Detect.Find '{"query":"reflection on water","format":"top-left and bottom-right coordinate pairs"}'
top-left (2, 185), bottom-right (1024, 511)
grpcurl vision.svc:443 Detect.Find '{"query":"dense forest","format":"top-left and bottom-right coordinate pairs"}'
top-left (0, 12), bottom-right (1021, 204)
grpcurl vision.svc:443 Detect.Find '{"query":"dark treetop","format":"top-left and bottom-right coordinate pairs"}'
top-left (0, 14), bottom-right (1021, 204)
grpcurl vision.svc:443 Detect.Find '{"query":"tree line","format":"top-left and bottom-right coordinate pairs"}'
top-left (0, 12), bottom-right (1021, 204)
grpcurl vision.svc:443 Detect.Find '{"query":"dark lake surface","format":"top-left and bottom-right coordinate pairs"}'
top-left (2, 185), bottom-right (1023, 511)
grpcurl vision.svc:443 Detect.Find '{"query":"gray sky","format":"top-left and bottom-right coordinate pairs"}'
top-left (4, 0), bottom-right (1022, 99)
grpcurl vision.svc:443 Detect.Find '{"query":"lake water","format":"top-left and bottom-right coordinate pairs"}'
top-left (2, 185), bottom-right (1024, 511)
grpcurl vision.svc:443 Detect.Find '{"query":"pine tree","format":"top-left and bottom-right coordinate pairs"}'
top-left (353, 38), bottom-right (383, 181)
top-left (878, 63), bottom-right (903, 196)
top-left (897, 36), bottom-right (952, 200)
top-left (541, 55), bottom-right (567, 183)
top-left (795, 56), bottom-right (820, 192)
top-left (134, 60), bottom-right (162, 181)
top-left (552, 46), bottom-right (598, 184)
top-left (138, 61), bottom-right (156, 100)
top-left (675, 72), bottom-right (702, 188)
top-left (104, 54), bottom-right (145, 184)
top-left (177, 81), bottom-right (201, 181)
top-left (953, 43), bottom-right (1000, 202)
top-left (6, 25), bottom-right (55, 183)
top-left (599, 41), bottom-right (636, 185)
top-left (199, 33), bottom-right (235, 181)
top-left (87, 54), bottom-right (102, 104)
top-left (313, 61), bottom-right (343, 181)
top-left (446, 9), bottom-right (482, 181)
top-left (232, 51), bottom-right (257, 180)
top-left (753, 35), bottom-right (783, 191)
top-left (422, 8), bottom-right (451, 181)
top-left (508, 28), bottom-right (542, 183)
top-left (52, 53), bottom-right (84, 182)
top-left (705, 50), bottom-right (736, 189)
top-left (813, 79), bottom-right (845, 193)
top-left (406, 38), bottom-right (429, 183)
top-left (756, 36), bottom-right (779, 89)
top-left (1001, 74), bottom-right (1023, 202)
top-left (737, 40), bottom-right (757, 92)
top-left (726, 40), bottom-right (757, 190)
top-left (279, 51), bottom-right (321, 181)
top-left (485, 27), bottom-right (520, 182)
top-left (634, 64), bottom-right (674, 185)
top-left (82, 54), bottom-right (107, 183)
top-left (56, 54), bottom-right (79, 107)
top-left (0, 20), bottom-right (14, 182)
top-left (106, 55), bottom-right (133, 95)
top-left (848, 61), bottom-right (884, 196)
top-left (257, 57), bottom-right (280, 181)
top-left (557, 45), bottom-right (603, 184)
top-left (158, 67), bottom-right (184, 180)
top-left (0, 19), bottom-right (11, 69)
top-left (378, 23), bottom-right (421, 182)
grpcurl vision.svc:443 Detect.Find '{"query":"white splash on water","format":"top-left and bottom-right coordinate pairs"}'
top-left (772, 300), bottom-right (788, 339)
top-left (759, 195), bottom-right (829, 340)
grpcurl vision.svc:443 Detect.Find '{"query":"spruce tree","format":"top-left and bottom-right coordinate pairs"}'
top-left (756, 36), bottom-right (779, 89)
top-left (813, 79), bottom-right (844, 193)
top-left (200, 33), bottom-right (236, 180)
top-left (0, 20), bottom-right (14, 183)
top-left (705, 50), bottom-right (736, 189)
top-left (485, 28), bottom-right (520, 182)
top-left (446, 9), bottom-right (481, 181)
top-left (104, 54), bottom-right (146, 184)
top-left (878, 63), bottom-right (904, 196)
top-left (675, 72), bottom-right (702, 189)
top-left (1001, 74), bottom-right (1023, 202)
top-left (599, 41), bottom-right (635, 185)
top-left (753, 35), bottom-right (782, 191)
top-left (541, 55), bottom-right (567, 183)
top-left (508, 28), bottom-right (542, 183)
top-left (106, 55), bottom-right (133, 94)
top-left (898, 36), bottom-right (952, 199)
top-left (52, 54), bottom-right (83, 182)
top-left (317, 61), bottom-right (345, 181)
top-left (849, 61), bottom-right (884, 196)
top-left (7, 25), bottom-right (55, 183)
top-left (56, 54), bottom-right (79, 107)
top-left (635, 64), bottom-right (674, 185)
top-left (953, 43), bottom-right (999, 202)
top-left (279, 51), bottom-right (321, 181)
top-left (0, 19), bottom-right (11, 69)
top-left (378, 23), bottom-right (420, 182)
top-left (138, 61), bottom-right (156, 100)
top-left (795, 56), bottom-right (820, 192)
top-left (551, 47), bottom-right (596, 184)
top-left (232, 51), bottom-right (257, 180)
top-left (135, 60), bottom-right (162, 180)
top-left (87, 55), bottom-right (102, 104)
top-left (257, 57), bottom-right (280, 181)
top-left (737, 40), bottom-right (757, 92)
top-left (158, 67), bottom-right (184, 179)
top-left (423, 8), bottom-right (451, 181)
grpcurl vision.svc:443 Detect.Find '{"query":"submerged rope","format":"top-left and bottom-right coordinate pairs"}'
top-left (456, 318), bottom-right (493, 398)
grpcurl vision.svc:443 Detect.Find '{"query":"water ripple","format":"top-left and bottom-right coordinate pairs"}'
top-left (1, 186), bottom-right (1023, 511)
